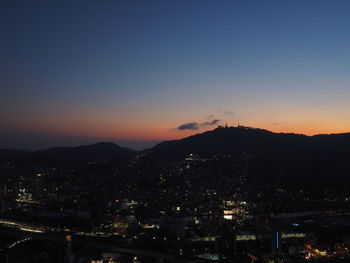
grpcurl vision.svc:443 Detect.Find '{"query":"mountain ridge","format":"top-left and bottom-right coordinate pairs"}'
top-left (0, 142), bottom-right (136, 164)
top-left (143, 125), bottom-right (350, 188)
top-left (2, 126), bottom-right (350, 167)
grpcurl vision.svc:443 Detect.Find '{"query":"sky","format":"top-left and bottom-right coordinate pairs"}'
top-left (2, 0), bottom-right (350, 150)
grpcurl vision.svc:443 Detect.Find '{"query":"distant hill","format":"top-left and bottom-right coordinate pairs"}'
top-left (34, 142), bottom-right (136, 163)
top-left (0, 142), bottom-right (136, 164)
top-left (145, 126), bottom-right (350, 189)
top-left (2, 127), bottom-right (350, 189)
top-left (0, 149), bottom-right (30, 162)
top-left (145, 126), bottom-right (312, 159)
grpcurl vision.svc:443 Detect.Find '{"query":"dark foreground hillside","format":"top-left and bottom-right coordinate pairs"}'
top-left (145, 126), bottom-right (350, 190)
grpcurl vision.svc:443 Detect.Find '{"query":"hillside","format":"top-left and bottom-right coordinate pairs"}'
top-left (0, 142), bottom-right (136, 164)
top-left (145, 126), bottom-right (350, 189)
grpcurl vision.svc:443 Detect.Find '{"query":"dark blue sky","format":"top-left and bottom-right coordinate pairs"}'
top-left (2, 0), bottom-right (350, 150)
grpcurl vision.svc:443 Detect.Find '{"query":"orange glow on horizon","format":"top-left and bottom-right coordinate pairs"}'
top-left (13, 123), bottom-right (350, 143)
top-left (6, 115), bottom-right (350, 144)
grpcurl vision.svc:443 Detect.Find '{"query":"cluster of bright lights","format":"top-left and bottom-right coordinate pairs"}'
top-left (141, 223), bottom-right (160, 229)
top-left (281, 233), bottom-right (306, 239)
top-left (0, 219), bottom-right (45, 233)
top-left (236, 234), bottom-right (256, 241)
top-left (19, 226), bottom-right (45, 233)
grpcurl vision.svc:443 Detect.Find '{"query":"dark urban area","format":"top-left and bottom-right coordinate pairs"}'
top-left (2, 126), bottom-right (350, 262)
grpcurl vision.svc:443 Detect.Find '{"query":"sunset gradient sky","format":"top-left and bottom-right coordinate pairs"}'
top-left (2, 0), bottom-right (350, 150)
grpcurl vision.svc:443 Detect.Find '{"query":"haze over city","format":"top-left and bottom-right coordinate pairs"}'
top-left (2, 0), bottom-right (350, 150)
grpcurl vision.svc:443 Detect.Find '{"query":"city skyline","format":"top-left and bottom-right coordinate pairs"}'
top-left (2, 0), bottom-right (350, 150)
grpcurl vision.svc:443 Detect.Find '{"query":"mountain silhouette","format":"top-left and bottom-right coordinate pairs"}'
top-left (145, 126), bottom-right (350, 189)
top-left (0, 149), bottom-right (30, 162)
top-left (146, 126), bottom-right (311, 159)
top-left (2, 127), bottom-right (350, 189)
top-left (0, 142), bottom-right (135, 164)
